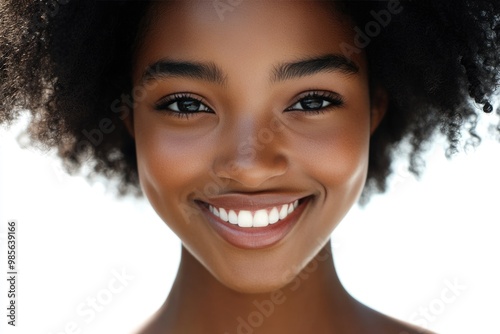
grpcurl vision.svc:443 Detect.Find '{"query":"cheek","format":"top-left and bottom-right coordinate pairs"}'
top-left (291, 111), bottom-right (371, 192)
top-left (133, 110), bottom-right (216, 225)
top-left (287, 109), bottom-right (371, 261)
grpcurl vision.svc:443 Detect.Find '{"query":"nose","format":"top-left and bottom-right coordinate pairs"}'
top-left (212, 116), bottom-right (288, 189)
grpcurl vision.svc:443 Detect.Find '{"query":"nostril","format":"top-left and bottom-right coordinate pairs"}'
top-left (211, 161), bottom-right (288, 189)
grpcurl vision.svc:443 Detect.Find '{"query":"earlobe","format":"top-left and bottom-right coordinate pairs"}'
top-left (121, 106), bottom-right (135, 139)
top-left (370, 86), bottom-right (389, 135)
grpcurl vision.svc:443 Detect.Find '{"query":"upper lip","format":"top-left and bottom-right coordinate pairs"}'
top-left (196, 193), bottom-right (312, 211)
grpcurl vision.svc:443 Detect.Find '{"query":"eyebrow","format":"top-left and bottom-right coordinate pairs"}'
top-left (271, 54), bottom-right (359, 82)
top-left (142, 59), bottom-right (227, 85)
top-left (141, 54), bottom-right (359, 85)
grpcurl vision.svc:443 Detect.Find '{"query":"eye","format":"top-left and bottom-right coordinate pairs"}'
top-left (154, 93), bottom-right (214, 119)
top-left (286, 91), bottom-right (344, 113)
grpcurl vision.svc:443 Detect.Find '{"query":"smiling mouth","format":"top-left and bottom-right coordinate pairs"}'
top-left (196, 196), bottom-right (311, 228)
top-left (195, 195), bottom-right (313, 249)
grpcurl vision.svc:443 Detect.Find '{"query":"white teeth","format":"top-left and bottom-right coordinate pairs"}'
top-left (269, 207), bottom-right (279, 224)
top-left (228, 210), bottom-right (238, 225)
top-left (207, 199), bottom-right (302, 228)
top-left (279, 205), bottom-right (288, 219)
top-left (237, 210), bottom-right (253, 227)
top-left (219, 208), bottom-right (228, 221)
top-left (253, 209), bottom-right (269, 227)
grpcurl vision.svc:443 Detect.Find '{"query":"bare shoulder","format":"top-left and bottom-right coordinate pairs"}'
top-left (133, 312), bottom-right (173, 334)
top-left (131, 304), bottom-right (172, 334)
top-left (383, 314), bottom-right (437, 334)
top-left (353, 300), bottom-right (437, 334)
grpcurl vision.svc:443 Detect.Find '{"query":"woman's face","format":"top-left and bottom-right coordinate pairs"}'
top-left (130, 0), bottom-right (386, 293)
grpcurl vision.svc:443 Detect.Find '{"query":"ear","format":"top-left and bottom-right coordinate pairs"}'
top-left (369, 86), bottom-right (389, 135)
top-left (121, 104), bottom-right (135, 139)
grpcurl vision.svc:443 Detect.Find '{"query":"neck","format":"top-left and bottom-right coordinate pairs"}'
top-left (157, 240), bottom-right (357, 333)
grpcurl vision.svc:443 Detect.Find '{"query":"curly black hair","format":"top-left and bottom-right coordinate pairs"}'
top-left (1, 0), bottom-right (499, 202)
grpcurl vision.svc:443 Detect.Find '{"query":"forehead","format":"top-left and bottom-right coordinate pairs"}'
top-left (133, 0), bottom-right (366, 82)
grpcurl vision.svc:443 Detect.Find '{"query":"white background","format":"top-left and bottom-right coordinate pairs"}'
top-left (1, 111), bottom-right (499, 334)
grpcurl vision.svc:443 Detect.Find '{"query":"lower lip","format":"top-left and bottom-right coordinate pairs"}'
top-left (197, 196), bottom-right (312, 250)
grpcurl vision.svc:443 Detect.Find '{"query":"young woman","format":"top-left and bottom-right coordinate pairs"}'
top-left (1, 0), bottom-right (499, 333)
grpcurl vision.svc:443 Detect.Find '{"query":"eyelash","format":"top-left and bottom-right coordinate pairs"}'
top-left (154, 91), bottom-right (344, 119)
top-left (154, 93), bottom-right (213, 119)
top-left (285, 91), bottom-right (345, 114)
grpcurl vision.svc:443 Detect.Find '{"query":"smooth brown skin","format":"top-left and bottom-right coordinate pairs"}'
top-left (124, 1), bottom-right (433, 333)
